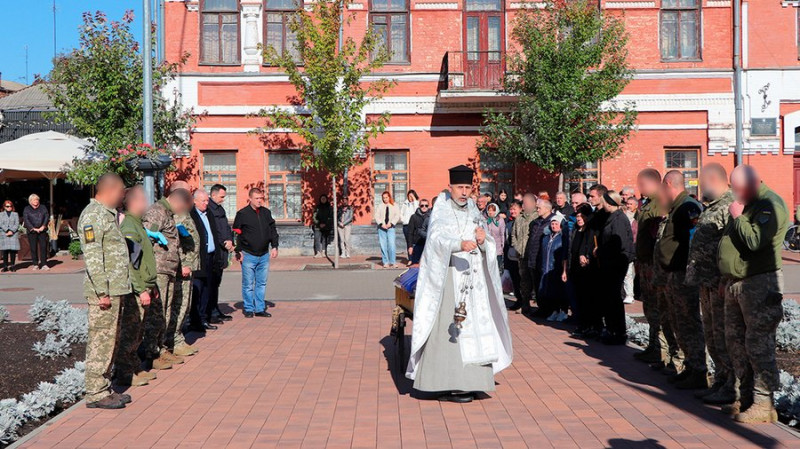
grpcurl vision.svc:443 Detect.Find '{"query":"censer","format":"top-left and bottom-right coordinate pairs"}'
top-left (454, 301), bottom-right (467, 329)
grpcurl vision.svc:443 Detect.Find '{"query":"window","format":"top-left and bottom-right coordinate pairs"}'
top-left (660, 0), bottom-right (700, 61)
top-left (201, 152), bottom-right (238, 217)
top-left (373, 151), bottom-right (408, 211)
top-left (201, 0), bottom-right (240, 64)
top-left (267, 152), bottom-right (302, 221)
top-left (565, 161), bottom-right (600, 194)
top-left (478, 153), bottom-right (513, 197)
top-left (370, 0), bottom-right (409, 63)
top-left (665, 148), bottom-right (699, 197)
top-left (265, 0), bottom-right (300, 62)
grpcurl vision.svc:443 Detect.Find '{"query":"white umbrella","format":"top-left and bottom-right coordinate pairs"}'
top-left (0, 131), bottom-right (94, 216)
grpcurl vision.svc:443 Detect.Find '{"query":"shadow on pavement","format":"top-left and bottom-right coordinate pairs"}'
top-left (380, 335), bottom-right (414, 396)
top-left (606, 438), bottom-right (666, 449)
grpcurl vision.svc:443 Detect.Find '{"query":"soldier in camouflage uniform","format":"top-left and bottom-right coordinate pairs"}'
top-left (115, 185), bottom-right (159, 387)
top-left (719, 165), bottom-right (789, 423)
top-left (651, 209), bottom-right (682, 373)
top-left (655, 170), bottom-right (707, 390)
top-left (78, 173), bottom-right (131, 409)
top-left (171, 180), bottom-right (200, 357)
top-left (141, 187), bottom-right (192, 369)
top-left (684, 163), bottom-right (735, 404)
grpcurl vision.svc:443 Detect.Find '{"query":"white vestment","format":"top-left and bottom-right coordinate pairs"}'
top-left (406, 193), bottom-right (513, 382)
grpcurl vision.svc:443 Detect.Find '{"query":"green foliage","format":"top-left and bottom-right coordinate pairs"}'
top-left (68, 240), bottom-right (83, 259)
top-left (44, 11), bottom-right (196, 185)
top-left (480, 0), bottom-right (637, 176)
top-left (255, 0), bottom-right (395, 176)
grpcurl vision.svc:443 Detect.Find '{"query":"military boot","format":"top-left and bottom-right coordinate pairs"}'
top-left (138, 370), bottom-right (157, 381)
top-left (694, 381), bottom-right (722, 399)
top-left (173, 343), bottom-right (198, 357)
top-left (86, 394), bottom-right (125, 409)
top-left (115, 372), bottom-right (149, 387)
top-left (636, 349), bottom-right (664, 364)
top-left (161, 351), bottom-right (185, 365)
top-left (735, 396), bottom-right (778, 424)
top-left (720, 401), bottom-right (740, 415)
top-left (633, 346), bottom-right (655, 361)
top-left (152, 354), bottom-right (173, 370)
top-left (674, 370), bottom-right (708, 390)
top-left (702, 386), bottom-right (737, 405)
top-left (667, 368), bottom-right (691, 383)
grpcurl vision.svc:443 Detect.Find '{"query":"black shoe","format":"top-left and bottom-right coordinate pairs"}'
top-left (217, 313), bottom-right (233, 321)
top-left (265, 301), bottom-right (276, 308)
top-left (438, 392), bottom-right (474, 403)
top-left (507, 303), bottom-right (522, 311)
top-left (209, 316), bottom-right (224, 324)
top-left (188, 325), bottom-right (207, 333)
top-left (202, 322), bottom-right (218, 330)
top-left (86, 395), bottom-right (125, 409)
top-left (111, 392), bottom-right (132, 404)
top-left (254, 311), bottom-right (272, 318)
top-left (244, 312), bottom-right (254, 318)
top-left (601, 333), bottom-right (628, 345)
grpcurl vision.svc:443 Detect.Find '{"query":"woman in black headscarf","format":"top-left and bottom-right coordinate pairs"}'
top-left (569, 203), bottom-right (601, 338)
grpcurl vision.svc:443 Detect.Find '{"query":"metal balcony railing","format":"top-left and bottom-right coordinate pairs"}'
top-left (438, 51), bottom-right (506, 92)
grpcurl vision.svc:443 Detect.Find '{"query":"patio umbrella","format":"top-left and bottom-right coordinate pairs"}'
top-left (0, 131), bottom-right (94, 216)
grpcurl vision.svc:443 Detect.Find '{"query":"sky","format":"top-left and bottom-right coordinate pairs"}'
top-left (0, 1), bottom-right (146, 86)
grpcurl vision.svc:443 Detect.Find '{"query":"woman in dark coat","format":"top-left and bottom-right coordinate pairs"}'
top-left (312, 194), bottom-right (334, 258)
top-left (595, 191), bottom-right (635, 345)
top-left (538, 212), bottom-right (570, 322)
top-left (569, 203), bottom-right (600, 338)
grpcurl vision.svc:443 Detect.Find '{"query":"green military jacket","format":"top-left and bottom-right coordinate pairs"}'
top-left (78, 199), bottom-right (131, 298)
top-left (511, 210), bottom-right (536, 257)
top-left (120, 212), bottom-right (158, 295)
top-left (635, 194), bottom-right (664, 264)
top-left (718, 183), bottom-right (789, 280)
top-left (175, 212), bottom-right (200, 276)
top-left (685, 189), bottom-right (734, 287)
top-left (142, 198), bottom-right (180, 276)
top-left (655, 190), bottom-right (703, 272)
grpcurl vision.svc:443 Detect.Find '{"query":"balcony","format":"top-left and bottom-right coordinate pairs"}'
top-left (438, 51), bottom-right (513, 102)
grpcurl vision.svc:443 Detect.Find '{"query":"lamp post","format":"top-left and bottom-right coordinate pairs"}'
top-left (142, 0), bottom-right (156, 204)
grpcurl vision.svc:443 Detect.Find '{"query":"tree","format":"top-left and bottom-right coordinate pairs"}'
top-left (480, 0), bottom-right (637, 190)
top-left (256, 0), bottom-right (395, 267)
top-left (45, 11), bottom-right (196, 185)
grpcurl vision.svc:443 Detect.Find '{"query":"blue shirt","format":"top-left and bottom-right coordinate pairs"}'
top-left (196, 208), bottom-right (216, 254)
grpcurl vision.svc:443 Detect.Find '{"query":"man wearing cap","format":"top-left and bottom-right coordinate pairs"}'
top-left (406, 165), bottom-right (513, 403)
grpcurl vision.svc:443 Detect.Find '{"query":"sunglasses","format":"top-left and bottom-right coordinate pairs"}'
top-left (420, 204), bottom-right (429, 208)
top-left (3, 205), bottom-right (11, 208)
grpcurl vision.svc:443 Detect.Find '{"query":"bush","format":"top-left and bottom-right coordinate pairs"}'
top-left (68, 240), bottom-right (83, 259)
top-left (777, 320), bottom-right (800, 352)
top-left (27, 297), bottom-right (54, 324)
top-left (0, 305), bottom-right (8, 323)
top-left (28, 298), bottom-right (88, 344)
top-left (32, 334), bottom-right (72, 359)
top-left (53, 366), bottom-right (86, 404)
top-left (784, 298), bottom-right (800, 322)
top-left (625, 315), bottom-right (650, 347)
top-left (776, 370), bottom-right (800, 427)
top-left (0, 399), bottom-right (21, 445)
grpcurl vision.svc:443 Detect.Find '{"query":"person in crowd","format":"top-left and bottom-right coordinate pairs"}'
top-left (508, 193), bottom-right (537, 314)
top-left (655, 170), bottom-right (707, 389)
top-left (170, 180), bottom-right (201, 361)
top-left (622, 197), bottom-right (638, 305)
top-left (233, 188), bottom-right (280, 318)
top-left (554, 191), bottom-right (574, 217)
top-left (208, 184), bottom-right (234, 321)
top-left (486, 203), bottom-right (506, 274)
top-left (513, 193), bottom-right (524, 202)
top-left (78, 173), bottom-right (131, 409)
top-left (374, 191), bottom-right (401, 268)
top-left (633, 169), bottom-right (672, 365)
top-left (621, 186), bottom-right (636, 204)
top-left (142, 186), bottom-right (192, 370)
top-left (684, 163), bottom-right (735, 405)
top-left (495, 189), bottom-right (510, 219)
top-left (570, 203), bottom-right (600, 338)
top-left (337, 200), bottom-right (354, 259)
top-left (23, 193), bottom-right (49, 270)
top-left (595, 190), bottom-right (635, 345)
top-left (312, 194), bottom-right (334, 258)
top-left (0, 200), bottom-right (20, 272)
top-left (476, 193), bottom-right (492, 218)
top-left (570, 192), bottom-right (587, 211)
top-left (719, 165), bottom-right (789, 423)
top-left (540, 212), bottom-right (569, 322)
top-left (406, 165), bottom-right (512, 404)
top-left (400, 190), bottom-right (420, 254)
top-left (190, 189), bottom-right (226, 332)
top-left (406, 198), bottom-right (430, 266)
top-left (526, 199), bottom-right (557, 317)
top-left (504, 200), bottom-right (523, 301)
top-left (116, 185), bottom-right (158, 387)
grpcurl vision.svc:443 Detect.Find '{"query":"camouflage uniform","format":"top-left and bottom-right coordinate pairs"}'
top-left (141, 198), bottom-right (180, 357)
top-left (719, 183), bottom-right (789, 412)
top-left (685, 189), bottom-right (734, 390)
top-left (115, 212), bottom-right (158, 381)
top-left (651, 218), bottom-right (681, 365)
top-left (78, 199), bottom-right (132, 403)
top-left (171, 212), bottom-right (199, 350)
top-left (635, 195), bottom-right (664, 351)
top-left (510, 210), bottom-right (536, 311)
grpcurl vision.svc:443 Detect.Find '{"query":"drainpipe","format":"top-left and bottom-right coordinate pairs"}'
top-left (733, 0), bottom-right (744, 166)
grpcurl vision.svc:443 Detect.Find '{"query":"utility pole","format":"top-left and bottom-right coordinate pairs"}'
top-left (733, 0), bottom-right (744, 166)
top-left (158, 0), bottom-right (166, 63)
top-left (52, 0), bottom-right (57, 59)
top-left (24, 46), bottom-right (29, 84)
top-left (143, 0), bottom-right (156, 203)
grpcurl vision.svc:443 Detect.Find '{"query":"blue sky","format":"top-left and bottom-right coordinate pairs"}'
top-left (0, 1), bottom-right (145, 86)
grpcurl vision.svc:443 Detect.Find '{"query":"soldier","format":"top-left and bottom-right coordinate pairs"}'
top-left (115, 185), bottom-right (159, 387)
top-left (507, 193), bottom-right (537, 314)
top-left (719, 165), bottom-right (789, 423)
top-left (655, 170), bottom-right (707, 390)
top-left (141, 186), bottom-right (192, 369)
top-left (685, 163), bottom-right (735, 405)
top-left (170, 180), bottom-right (200, 357)
top-left (78, 173), bottom-right (131, 409)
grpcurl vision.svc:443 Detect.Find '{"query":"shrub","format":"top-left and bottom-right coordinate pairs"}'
top-left (0, 305), bottom-right (8, 323)
top-left (27, 298), bottom-right (89, 344)
top-left (777, 320), bottom-right (800, 352)
top-left (784, 298), bottom-right (800, 322)
top-left (17, 382), bottom-right (60, 421)
top-left (775, 370), bottom-right (800, 427)
top-left (32, 334), bottom-right (72, 359)
top-left (68, 240), bottom-right (83, 259)
top-left (53, 365), bottom-right (86, 404)
top-left (27, 296), bottom-right (54, 324)
top-left (56, 308), bottom-right (88, 344)
top-left (36, 300), bottom-right (73, 333)
top-left (625, 315), bottom-right (650, 347)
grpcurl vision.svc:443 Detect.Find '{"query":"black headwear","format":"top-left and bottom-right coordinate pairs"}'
top-left (449, 165), bottom-right (474, 185)
top-left (603, 192), bottom-right (619, 207)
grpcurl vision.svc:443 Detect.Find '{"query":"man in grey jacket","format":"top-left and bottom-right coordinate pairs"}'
top-left (337, 201), bottom-right (354, 258)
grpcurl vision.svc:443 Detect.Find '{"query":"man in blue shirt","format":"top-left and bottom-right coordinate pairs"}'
top-left (189, 189), bottom-right (225, 331)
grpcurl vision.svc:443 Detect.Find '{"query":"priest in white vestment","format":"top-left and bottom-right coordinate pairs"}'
top-left (406, 165), bottom-right (513, 403)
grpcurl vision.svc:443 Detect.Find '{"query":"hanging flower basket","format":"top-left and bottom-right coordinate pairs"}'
top-left (114, 143), bottom-right (175, 172)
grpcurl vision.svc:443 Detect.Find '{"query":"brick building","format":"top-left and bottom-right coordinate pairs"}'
top-left (163, 0), bottom-right (800, 252)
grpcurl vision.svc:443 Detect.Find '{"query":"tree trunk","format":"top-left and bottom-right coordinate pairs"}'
top-left (332, 175), bottom-right (339, 269)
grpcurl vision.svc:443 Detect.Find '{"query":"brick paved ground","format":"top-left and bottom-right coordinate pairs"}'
top-left (15, 300), bottom-right (800, 449)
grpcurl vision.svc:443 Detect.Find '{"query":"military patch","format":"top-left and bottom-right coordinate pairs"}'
top-left (83, 225), bottom-right (95, 243)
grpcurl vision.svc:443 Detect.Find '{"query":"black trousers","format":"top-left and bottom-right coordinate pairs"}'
top-left (601, 267), bottom-right (628, 336)
top-left (191, 275), bottom-right (211, 327)
top-left (505, 257), bottom-right (522, 300)
top-left (574, 268), bottom-right (602, 330)
top-left (207, 269), bottom-right (222, 316)
top-left (27, 232), bottom-right (48, 268)
top-left (2, 250), bottom-right (17, 267)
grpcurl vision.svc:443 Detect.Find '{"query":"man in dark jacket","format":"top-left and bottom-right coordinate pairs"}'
top-left (312, 194), bottom-right (334, 258)
top-left (526, 199), bottom-right (556, 317)
top-left (655, 170), bottom-right (706, 390)
top-left (233, 188), bottom-right (279, 318)
top-left (406, 199), bottom-right (430, 265)
top-left (208, 184), bottom-right (234, 320)
top-left (189, 190), bottom-right (225, 331)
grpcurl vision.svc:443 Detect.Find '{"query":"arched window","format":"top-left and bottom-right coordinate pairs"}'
top-left (201, 0), bottom-right (241, 64)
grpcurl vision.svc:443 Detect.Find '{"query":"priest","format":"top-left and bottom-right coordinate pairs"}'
top-left (406, 165), bottom-right (513, 403)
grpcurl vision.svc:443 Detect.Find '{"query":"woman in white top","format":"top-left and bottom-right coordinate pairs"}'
top-left (374, 191), bottom-right (401, 268)
top-left (399, 190), bottom-right (419, 260)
